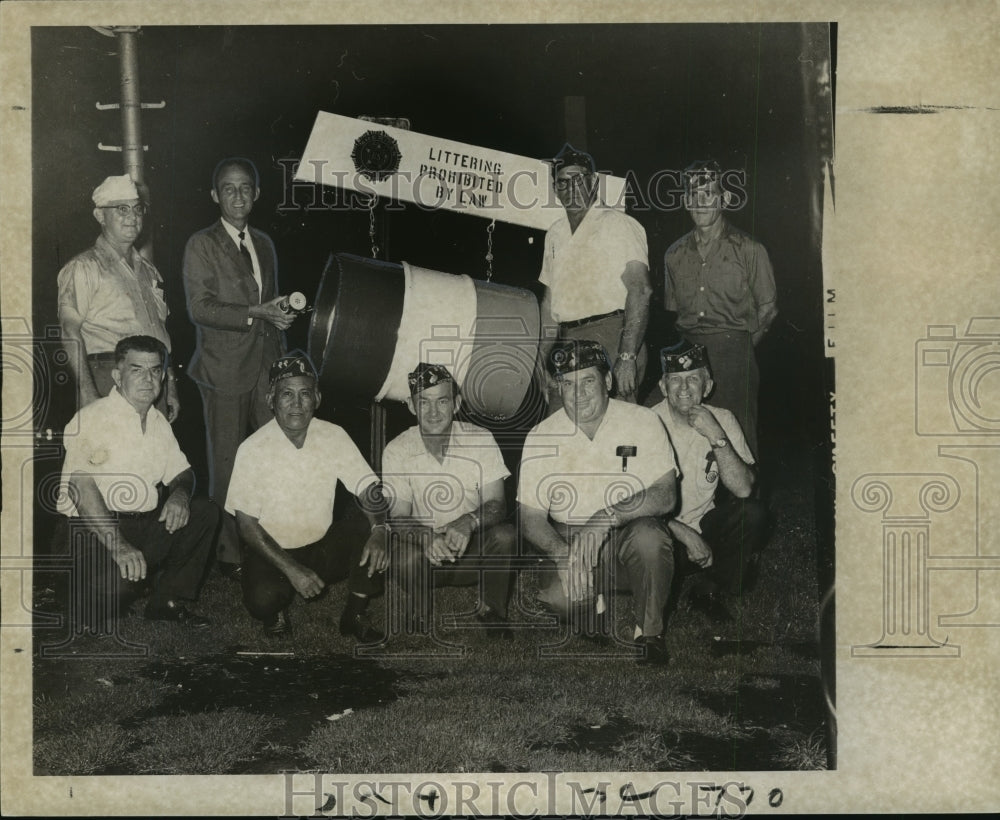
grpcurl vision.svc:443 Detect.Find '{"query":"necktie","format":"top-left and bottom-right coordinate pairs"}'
top-left (238, 230), bottom-right (254, 275)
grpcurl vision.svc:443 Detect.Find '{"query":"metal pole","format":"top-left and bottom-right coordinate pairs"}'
top-left (114, 27), bottom-right (153, 262)
top-left (117, 28), bottom-right (144, 185)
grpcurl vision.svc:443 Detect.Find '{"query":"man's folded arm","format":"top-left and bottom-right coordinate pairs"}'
top-left (606, 469), bottom-right (678, 526)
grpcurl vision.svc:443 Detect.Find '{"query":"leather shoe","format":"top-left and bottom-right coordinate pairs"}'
top-left (339, 609), bottom-right (385, 644)
top-left (144, 599), bottom-right (211, 628)
top-left (636, 634), bottom-right (670, 666)
top-left (687, 590), bottom-right (733, 623)
top-left (474, 609), bottom-right (514, 640)
top-left (262, 609), bottom-right (291, 637)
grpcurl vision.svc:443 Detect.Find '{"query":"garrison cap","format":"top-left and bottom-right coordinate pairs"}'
top-left (549, 339), bottom-right (610, 378)
top-left (407, 363), bottom-right (454, 396)
top-left (269, 351), bottom-right (318, 385)
top-left (660, 339), bottom-right (710, 375)
top-left (552, 143), bottom-right (596, 176)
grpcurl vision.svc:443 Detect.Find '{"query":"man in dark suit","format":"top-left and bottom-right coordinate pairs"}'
top-left (183, 157), bottom-right (290, 575)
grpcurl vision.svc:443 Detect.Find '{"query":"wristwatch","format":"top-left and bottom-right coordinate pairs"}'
top-left (618, 351), bottom-right (635, 362)
top-left (711, 437), bottom-right (729, 449)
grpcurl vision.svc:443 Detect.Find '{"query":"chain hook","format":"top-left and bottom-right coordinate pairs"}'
top-left (365, 193), bottom-right (380, 259)
top-left (485, 219), bottom-right (496, 282)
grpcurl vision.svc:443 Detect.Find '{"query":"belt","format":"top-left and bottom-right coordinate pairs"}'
top-left (87, 352), bottom-right (117, 363)
top-left (682, 328), bottom-right (752, 338)
top-left (559, 309), bottom-right (624, 331)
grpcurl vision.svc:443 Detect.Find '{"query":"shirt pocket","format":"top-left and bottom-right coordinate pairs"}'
top-left (712, 253), bottom-right (749, 303)
top-left (666, 253), bottom-right (700, 308)
top-left (149, 276), bottom-right (169, 322)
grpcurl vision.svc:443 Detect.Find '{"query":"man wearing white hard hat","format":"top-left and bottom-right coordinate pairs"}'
top-left (57, 174), bottom-right (180, 420)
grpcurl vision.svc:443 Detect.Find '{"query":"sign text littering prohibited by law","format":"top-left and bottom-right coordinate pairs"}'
top-left (295, 111), bottom-right (627, 231)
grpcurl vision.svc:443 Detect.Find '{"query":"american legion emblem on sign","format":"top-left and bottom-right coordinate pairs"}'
top-left (350, 129), bottom-right (402, 182)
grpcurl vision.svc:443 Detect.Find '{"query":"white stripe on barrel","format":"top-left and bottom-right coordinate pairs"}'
top-left (375, 262), bottom-right (479, 402)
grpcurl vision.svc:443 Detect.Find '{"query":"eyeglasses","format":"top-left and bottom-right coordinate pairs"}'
top-left (101, 203), bottom-right (148, 217)
top-left (554, 173), bottom-right (592, 192)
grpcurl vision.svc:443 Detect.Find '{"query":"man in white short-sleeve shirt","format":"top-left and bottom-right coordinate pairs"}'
top-left (58, 335), bottom-right (216, 632)
top-left (538, 145), bottom-right (652, 404)
top-left (382, 363), bottom-right (516, 635)
top-left (226, 353), bottom-right (388, 640)
top-left (518, 340), bottom-right (677, 665)
top-left (651, 339), bottom-right (768, 622)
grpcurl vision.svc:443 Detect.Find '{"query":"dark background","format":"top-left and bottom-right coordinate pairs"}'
top-left (31, 22), bottom-right (833, 492)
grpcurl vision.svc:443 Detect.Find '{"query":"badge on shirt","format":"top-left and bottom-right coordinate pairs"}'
top-left (616, 445), bottom-right (637, 472)
top-left (704, 451), bottom-right (719, 484)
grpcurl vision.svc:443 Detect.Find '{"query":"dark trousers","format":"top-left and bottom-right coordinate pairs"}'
top-left (198, 370), bottom-right (272, 564)
top-left (68, 496), bottom-right (218, 612)
top-left (597, 517), bottom-right (674, 637)
top-left (540, 516), bottom-right (674, 637)
top-left (241, 513), bottom-right (383, 622)
top-left (683, 329), bottom-right (759, 458)
top-left (680, 497), bottom-right (768, 596)
top-left (392, 522), bottom-right (517, 619)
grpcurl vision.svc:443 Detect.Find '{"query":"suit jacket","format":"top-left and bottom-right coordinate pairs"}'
top-left (183, 220), bottom-right (284, 394)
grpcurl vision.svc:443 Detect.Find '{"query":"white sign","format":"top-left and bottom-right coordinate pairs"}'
top-left (295, 111), bottom-right (627, 231)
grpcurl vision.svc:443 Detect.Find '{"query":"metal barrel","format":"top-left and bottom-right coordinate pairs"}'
top-left (307, 253), bottom-right (542, 424)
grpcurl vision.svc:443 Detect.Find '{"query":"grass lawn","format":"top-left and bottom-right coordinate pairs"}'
top-left (32, 452), bottom-right (828, 776)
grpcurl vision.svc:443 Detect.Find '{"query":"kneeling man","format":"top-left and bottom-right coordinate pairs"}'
top-left (518, 340), bottom-right (678, 664)
top-left (226, 353), bottom-right (389, 640)
top-left (651, 340), bottom-right (768, 621)
top-left (58, 335), bottom-right (216, 631)
top-left (382, 364), bottom-right (516, 635)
